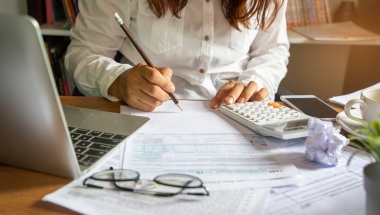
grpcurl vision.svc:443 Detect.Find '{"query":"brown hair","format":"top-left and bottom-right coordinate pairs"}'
top-left (147, 0), bottom-right (284, 31)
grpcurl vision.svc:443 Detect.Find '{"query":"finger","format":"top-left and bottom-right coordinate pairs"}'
top-left (157, 67), bottom-right (173, 80)
top-left (138, 82), bottom-right (170, 102)
top-left (138, 64), bottom-right (175, 93)
top-left (126, 97), bottom-right (157, 112)
top-left (236, 81), bottom-right (258, 103)
top-left (249, 88), bottom-right (269, 101)
top-left (211, 82), bottom-right (235, 109)
top-left (224, 82), bottom-right (246, 104)
top-left (120, 81), bottom-right (166, 109)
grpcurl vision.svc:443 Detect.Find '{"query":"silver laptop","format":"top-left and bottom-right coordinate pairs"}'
top-left (0, 14), bottom-right (149, 179)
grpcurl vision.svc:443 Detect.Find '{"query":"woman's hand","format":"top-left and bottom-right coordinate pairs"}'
top-left (211, 80), bottom-right (268, 109)
top-left (108, 63), bottom-right (175, 112)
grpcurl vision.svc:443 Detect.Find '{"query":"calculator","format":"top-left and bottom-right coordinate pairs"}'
top-left (220, 101), bottom-right (311, 139)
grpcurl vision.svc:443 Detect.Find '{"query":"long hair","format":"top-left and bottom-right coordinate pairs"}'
top-left (147, 0), bottom-right (284, 31)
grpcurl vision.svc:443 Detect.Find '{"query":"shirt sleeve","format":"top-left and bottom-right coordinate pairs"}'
top-left (64, 0), bottom-right (132, 101)
top-left (238, 0), bottom-right (290, 101)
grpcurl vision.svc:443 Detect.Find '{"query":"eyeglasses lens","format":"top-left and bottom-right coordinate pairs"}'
top-left (92, 169), bottom-right (139, 181)
top-left (155, 174), bottom-right (202, 188)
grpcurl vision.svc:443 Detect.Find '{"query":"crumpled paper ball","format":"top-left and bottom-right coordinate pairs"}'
top-left (304, 118), bottom-right (349, 166)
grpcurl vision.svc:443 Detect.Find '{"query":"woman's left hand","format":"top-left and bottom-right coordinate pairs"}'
top-left (211, 80), bottom-right (268, 109)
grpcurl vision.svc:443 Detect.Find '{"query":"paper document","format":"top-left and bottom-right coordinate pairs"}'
top-left (121, 101), bottom-right (303, 189)
top-left (263, 137), bottom-right (372, 215)
top-left (124, 133), bottom-right (300, 181)
top-left (43, 145), bottom-right (271, 215)
top-left (121, 100), bottom-right (255, 134)
top-left (328, 82), bottom-right (380, 108)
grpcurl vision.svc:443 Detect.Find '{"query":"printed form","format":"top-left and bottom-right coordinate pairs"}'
top-left (125, 133), bottom-right (299, 181)
top-left (263, 137), bottom-right (372, 215)
top-left (43, 146), bottom-right (270, 215)
top-left (121, 101), bottom-right (303, 189)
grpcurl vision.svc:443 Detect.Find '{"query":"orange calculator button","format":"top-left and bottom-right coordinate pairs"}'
top-left (268, 102), bottom-right (283, 108)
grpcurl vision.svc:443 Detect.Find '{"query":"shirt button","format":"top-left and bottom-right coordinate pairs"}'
top-left (205, 35), bottom-right (211, 41)
top-left (200, 69), bottom-right (205, 73)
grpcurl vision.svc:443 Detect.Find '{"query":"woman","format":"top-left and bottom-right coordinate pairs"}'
top-left (65, 0), bottom-right (289, 111)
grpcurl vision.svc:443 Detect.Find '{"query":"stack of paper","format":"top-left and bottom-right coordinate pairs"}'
top-left (328, 82), bottom-right (380, 107)
top-left (263, 137), bottom-right (371, 215)
top-left (43, 100), bottom-right (373, 215)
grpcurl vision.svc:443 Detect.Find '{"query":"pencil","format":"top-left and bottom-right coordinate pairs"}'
top-left (113, 13), bottom-right (183, 111)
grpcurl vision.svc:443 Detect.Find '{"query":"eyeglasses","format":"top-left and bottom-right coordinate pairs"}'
top-left (83, 167), bottom-right (210, 197)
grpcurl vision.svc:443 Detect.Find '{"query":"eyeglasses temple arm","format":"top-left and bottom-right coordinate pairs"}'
top-left (86, 184), bottom-right (104, 189)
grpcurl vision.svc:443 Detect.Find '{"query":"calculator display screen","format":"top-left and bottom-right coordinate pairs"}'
top-left (262, 119), bottom-right (309, 133)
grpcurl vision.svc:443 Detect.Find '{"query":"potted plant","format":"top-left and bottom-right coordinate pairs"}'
top-left (348, 114), bottom-right (380, 215)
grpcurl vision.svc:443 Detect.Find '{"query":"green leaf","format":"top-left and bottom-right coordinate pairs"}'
top-left (371, 121), bottom-right (380, 136)
top-left (347, 150), bottom-right (360, 166)
top-left (348, 114), bottom-right (380, 164)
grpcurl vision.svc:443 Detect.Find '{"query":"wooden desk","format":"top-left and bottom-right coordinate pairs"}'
top-left (0, 96), bottom-right (344, 215)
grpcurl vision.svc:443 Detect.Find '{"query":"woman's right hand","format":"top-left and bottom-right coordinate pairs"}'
top-left (108, 63), bottom-right (175, 112)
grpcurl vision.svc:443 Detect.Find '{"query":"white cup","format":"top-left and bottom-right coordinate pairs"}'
top-left (344, 88), bottom-right (380, 125)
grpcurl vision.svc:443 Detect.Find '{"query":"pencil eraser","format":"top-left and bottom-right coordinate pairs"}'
top-left (114, 13), bottom-right (123, 25)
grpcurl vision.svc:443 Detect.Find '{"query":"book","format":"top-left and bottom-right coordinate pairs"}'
top-left (58, 56), bottom-right (70, 96)
top-left (291, 21), bottom-right (380, 41)
top-left (61, 0), bottom-right (73, 23)
top-left (45, 0), bottom-right (54, 24)
top-left (52, 0), bottom-right (66, 23)
top-left (47, 38), bottom-right (70, 95)
top-left (324, 0), bottom-right (331, 23)
top-left (296, 0), bottom-right (305, 26)
top-left (286, 0), bottom-right (331, 29)
top-left (286, 0), bottom-right (295, 28)
top-left (72, 0), bottom-right (79, 15)
top-left (67, 0), bottom-right (77, 23)
top-left (27, 0), bottom-right (46, 25)
top-left (316, 0), bottom-right (328, 25)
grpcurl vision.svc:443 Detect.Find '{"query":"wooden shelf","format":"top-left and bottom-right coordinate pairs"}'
top-left (288, 29), bottom-right (380, 46)
top-left (39, 24), bottom-right (380, 46)
top-left (40, 23), bottom-right (70, 36)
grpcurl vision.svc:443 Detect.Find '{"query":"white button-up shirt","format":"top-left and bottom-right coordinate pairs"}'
top-left (65, 0), bottom-right (289, 101)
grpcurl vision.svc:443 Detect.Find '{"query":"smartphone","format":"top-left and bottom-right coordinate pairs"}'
top-left (280, 95), bottom-right (338, 121)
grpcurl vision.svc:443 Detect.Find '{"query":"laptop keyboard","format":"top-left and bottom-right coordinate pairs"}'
top-left (68, 127), bottom-right (128, 167)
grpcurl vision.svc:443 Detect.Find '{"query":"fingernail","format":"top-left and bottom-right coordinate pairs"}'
top-left (168, 85), bottom-right (175, 92)
top-left (165, 75), bottom-right (171, 80)
top-left (238, 98), bottom-right (246, 103)
top-left (211, 102), bottom-right (218, 109)
top-left (226, 97), bottom-right (233, 104)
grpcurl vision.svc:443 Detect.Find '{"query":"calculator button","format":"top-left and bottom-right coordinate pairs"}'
top-left (292, 113), bottom-right (299, 117)
top-left (226, 105), bottom-right (235, 111)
